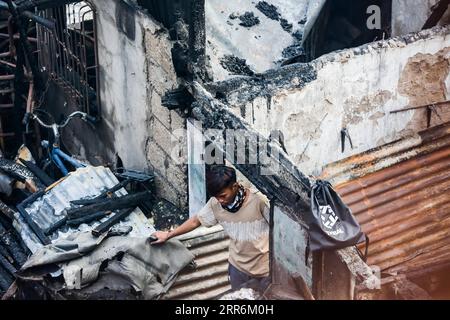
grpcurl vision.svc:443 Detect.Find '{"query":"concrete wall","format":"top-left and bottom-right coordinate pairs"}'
top-left (272, 206), bottom-right (312, 289)
top-left (225, 26), bottom-right (450, 176)
top-left (392, 0), bottom-right (443, 36)
top-left (61, 0), bottom-right (188, 209)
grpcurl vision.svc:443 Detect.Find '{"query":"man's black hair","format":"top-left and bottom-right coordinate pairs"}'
top-left (206, 165), bottom-right (237, 196)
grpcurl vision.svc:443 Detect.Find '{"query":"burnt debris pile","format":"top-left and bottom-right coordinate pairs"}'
top-left (0, 146), bottom-right (191, 300)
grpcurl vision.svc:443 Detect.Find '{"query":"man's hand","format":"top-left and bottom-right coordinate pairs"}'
top-left (151, 231), bottom-right (170, 245)
top-left (150, 216), bottom-right (202, 246)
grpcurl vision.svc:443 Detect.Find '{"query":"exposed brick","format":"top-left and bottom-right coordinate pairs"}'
top-left (151, 118), bottom-right (184, 159)
top-left (151, 91), bottom-right (171, 129)
top-left (170, 110), bottom-right (186, 132)
top-left (165, 159), bottom-right (188, 194)
top-left (147, 141), bottom-right (167, 176)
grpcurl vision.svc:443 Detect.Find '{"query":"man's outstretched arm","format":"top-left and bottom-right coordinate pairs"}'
top-left (151, 215), bottom-right (202, 245)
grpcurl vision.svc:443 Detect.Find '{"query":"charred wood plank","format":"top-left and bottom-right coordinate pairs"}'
top-left (0, 264), bottom-right (14, 292)
top-left (0, 251), bottom-right (16, 275)
top-left (0, 200), bottom-right (16, 220)
top-left (0, 158), bottom-right (44, 190)
top-left (0, 167), bottom-right (26, 183)
top-left (18, 159), bottom-right (54, 187)
top-left (44, 217), bottom-right (67, 236)
top-left (337, 246), bottom-right (380, 290)
top-left (0, 244), bottom-right (13, 265)
top-left (70, 179), bottom-right (131, 206)
top-left (162, 87), bottom-right (195, 111)
top-left (0, 220), bottom-right (28, 266)
top-left (186, 81), bottom-right (378, 289)
top-left (91, 207), bottom-right (135, 237)
top-left (66, 191), bottom-right (152, 220)
top-left (66, 211), bottom-right (111, 228)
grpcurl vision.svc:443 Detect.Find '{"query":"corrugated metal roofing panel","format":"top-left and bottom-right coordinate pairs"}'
top-left (13, 166), bottom-right (155, 253)
top-left (164, 226), bottom-right (231, 300)
top-left (321, 122), bottom-right (450, 276)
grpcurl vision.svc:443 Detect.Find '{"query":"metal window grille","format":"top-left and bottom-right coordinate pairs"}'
top-left (36, 1), bottom-right (100, 117)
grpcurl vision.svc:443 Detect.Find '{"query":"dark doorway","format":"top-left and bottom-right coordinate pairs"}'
top-left (303, 0), bottom-right (392, 61)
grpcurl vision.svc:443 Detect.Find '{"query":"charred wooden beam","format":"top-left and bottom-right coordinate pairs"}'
top-left (0, 154), bottom-right (44, 190)
top-left (423, 0), bottom-right (450, 29)
top-left (0, 219), bottom-right (28, 266)
top-left (0, 251), bottom-right (17, 275)
top-left (188, 0), bottom-right (209, 82)
top-left (70, 179), bottom-right (131, 206)
top-left (44, 217), bottom-right (66, 236)
top-left (18, 159), bottom-right (54, 187)
top-left (185, 81), bottom-right (379, 289)
top-left (66, 191), bottom-right (152, 220)
top-left (162, 86), bottom-right (195, 111)
top-left (66, 211), bottom-right (111, 228)
top-left (92, 207), bottom-right (136, 237)
top-left (0, 200), bottom-right (16, 220)
top-left (0, 167), bottom-right (26, 183)
top-left (0, 264), bottom-right (14, 292)
top-left (0, 244), bottom-right (13, 265)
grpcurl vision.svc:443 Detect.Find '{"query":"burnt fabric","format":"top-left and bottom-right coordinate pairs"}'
top-left (18, 230), bottom-right (194, 299)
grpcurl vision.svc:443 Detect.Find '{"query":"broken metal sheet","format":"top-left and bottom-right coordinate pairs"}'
top-left (13, 166), bottom-right (155, 254)
top-left (164, 226), bottom-right (231, 300)
top-left (19, 230), bottom-right (195, 300)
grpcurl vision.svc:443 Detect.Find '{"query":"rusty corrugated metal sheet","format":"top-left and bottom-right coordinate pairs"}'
top-left (322, 122), bottom-right (450, 276)
top-left (163, 226), bottom-right (231, 300)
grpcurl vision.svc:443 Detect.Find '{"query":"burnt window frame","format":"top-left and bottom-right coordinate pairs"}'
top-left (36, 0), bottom-right (100, 118)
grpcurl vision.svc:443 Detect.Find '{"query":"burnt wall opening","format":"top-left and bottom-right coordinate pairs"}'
top-left (137, 0), bottom-right (208, 81)
top-left (303, 0), bottom-right (392, 61)
top-left (36, 1), bottom-right (100, 119)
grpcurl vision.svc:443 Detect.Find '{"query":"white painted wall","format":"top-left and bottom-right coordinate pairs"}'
top-left (273, 206), bottom-right (312, 287)
top-left (95, 0), bottom-right (150, 170)
top-left (230, 27), bottom-right (450, 176)
top-left (205, 0), bottom-right (325, 81)
top-left (69, 0), bottom-right (188, 208)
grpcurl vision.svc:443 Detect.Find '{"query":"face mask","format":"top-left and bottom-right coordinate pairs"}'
top-left (222, 185), bottom-right (246, 213)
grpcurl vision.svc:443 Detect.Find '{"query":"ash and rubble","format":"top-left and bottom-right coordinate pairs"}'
top-left (0, 145), bottom-right (193, 300)
top-left (0, 0), bottom-right (450, 301)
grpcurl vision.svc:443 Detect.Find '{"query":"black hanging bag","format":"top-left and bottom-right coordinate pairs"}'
top-left (307, 180), bottom-right (369, 260)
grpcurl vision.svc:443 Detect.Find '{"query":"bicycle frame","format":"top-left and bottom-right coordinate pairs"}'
top-left (42, 140), bottom-right (86, 176)
top-left (32, 111), bottom-right (96, 176)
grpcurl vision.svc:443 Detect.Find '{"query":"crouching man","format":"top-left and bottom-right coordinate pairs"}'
top-left (152, 165), bottom-right (271, 293)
